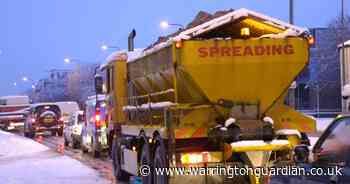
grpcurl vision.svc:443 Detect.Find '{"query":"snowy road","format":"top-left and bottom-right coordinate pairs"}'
top-left (0, 130), bottom-right (111, 184)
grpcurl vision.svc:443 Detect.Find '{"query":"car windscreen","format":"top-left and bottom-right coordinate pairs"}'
top-left (77, 114), bottom-right (84, 124)
top-left (316, 117), bottom-right (350, 163)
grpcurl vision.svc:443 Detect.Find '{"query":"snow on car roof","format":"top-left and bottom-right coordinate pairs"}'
top-left (30, 103), bottom-right (59, 108)
top-left (87, 94), bottom-right (106, 101)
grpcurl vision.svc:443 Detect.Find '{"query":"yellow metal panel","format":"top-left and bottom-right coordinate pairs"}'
top-left (178, 38), bottom-right (309, 117)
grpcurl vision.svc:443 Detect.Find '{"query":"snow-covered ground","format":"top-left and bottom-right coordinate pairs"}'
top-left (0, 130), bottom-right (111, 184)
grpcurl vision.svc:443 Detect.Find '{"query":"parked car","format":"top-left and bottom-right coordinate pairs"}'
top-left (64, 111), bottom-right (84, 149)
top-left (81, 95), bottom-right (108, 158)
top-left (55, 101), bottom-right (80, 124)
top-left (271, 114), bottom-right (350, 184)
top-left (0, 96), bottom-right (30, 131)
top-left (24, 103), bottom-right (63, 138)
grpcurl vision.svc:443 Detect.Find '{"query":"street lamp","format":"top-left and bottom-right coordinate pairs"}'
top-left (100, 44), bottom-right (120, 51)
top-left (22, 77), bottom-right (28, 82)
top-left (64, 57), bottom-right (98, 64)
top-left (13, 82), bottom-right (17, 86)
top-left (64, 58), bottom-right (72, 64)
top-left (160, 21), bottom-right (184, 29)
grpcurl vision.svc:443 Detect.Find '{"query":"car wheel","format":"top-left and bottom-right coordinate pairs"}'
top-left (72, 139), bottom-right (80, 149)
top-left (81, 145), bottom-right (88, 153)
top-left (64, 137), bottom-right (69, 147)
top-left (112, 137), bottom-right (129, 181)
top-left (51, 130), bottom-right (57, 136)
top-left (57, 128), bottom-right (63, 137)
top-left (92, 138), bottom-right (100, 158)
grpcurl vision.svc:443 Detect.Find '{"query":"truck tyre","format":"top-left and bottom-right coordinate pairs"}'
top-left (140, 142), bottom-right (152, 184)
top-left (112, 138), bottom-right (129, 181)
top-left (153, 137), bottom-right (168, 184)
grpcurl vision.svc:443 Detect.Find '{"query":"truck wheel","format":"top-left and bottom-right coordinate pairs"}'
top-left (112, 138), bottom-right (129, 181)
top-left (141, 142), bottom-right (152, 184)
top-left (153, 138), bottom-right (168, 184)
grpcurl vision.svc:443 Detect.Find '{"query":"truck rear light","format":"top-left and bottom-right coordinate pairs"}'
top-left (175, 40), bottom-right (182, 49)
top-left (180, 152), bottom-right (223, 165)
top-left (308, 35), bottom-right (315, 45)
top-left (181, 153), bottom-right (204, 164)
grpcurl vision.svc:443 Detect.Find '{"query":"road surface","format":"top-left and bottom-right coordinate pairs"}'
top-left (0, 130), bottom-right (112, 184)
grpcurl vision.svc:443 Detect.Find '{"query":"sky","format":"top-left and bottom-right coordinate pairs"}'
top-left (0, 0), bottom-right (346, 96)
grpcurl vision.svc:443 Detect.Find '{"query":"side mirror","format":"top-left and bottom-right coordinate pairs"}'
top-left (95, 74), bottom-right (103, 94)
top-left (293, 145), bottom-right (310, 163)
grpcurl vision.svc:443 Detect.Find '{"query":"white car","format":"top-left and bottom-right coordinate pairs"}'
top-left (64, 111), bottom-right (84, 149)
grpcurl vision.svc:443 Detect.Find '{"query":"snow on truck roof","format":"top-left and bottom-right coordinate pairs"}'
top-left (103, 8), bottom-right (308, 66)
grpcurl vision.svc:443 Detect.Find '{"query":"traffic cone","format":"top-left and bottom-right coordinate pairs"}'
top-left (57, 144), bottom-right (65, 154)
top-left (36, 135), bottom-right (43, 143)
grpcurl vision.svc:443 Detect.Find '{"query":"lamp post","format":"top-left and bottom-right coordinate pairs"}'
top-left (289, 0), bottom-right (294, 24)
top-left (341, 0), bottom-right (346, 111)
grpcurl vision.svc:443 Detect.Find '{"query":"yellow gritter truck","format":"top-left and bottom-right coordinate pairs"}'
top-left (99, 8), bottom-right (316, 184)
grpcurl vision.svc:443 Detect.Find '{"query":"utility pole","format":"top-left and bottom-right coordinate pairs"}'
top-left (289, 0), bottom-right (294, 24)
top-left (341, 0), bottom-right (346, 112)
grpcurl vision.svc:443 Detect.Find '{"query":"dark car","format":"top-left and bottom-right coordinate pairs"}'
top-left (24, 103), bottom-right (64, 138)
top-left (271, 115), bottom-right (350, 184)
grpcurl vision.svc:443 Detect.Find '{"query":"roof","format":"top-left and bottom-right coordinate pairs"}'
top-left (101, 49), bottom-right (144, 69)
top-left (103, 8), bottom-right (308, 65)
top-left (339, 40), bottom-right (350, 48)
top-left (87, 95), bottom-right (106, 101)
top-left (0, 95), bottom-right (29, 99)
top-left (30, 103), bottom-right (59, 108)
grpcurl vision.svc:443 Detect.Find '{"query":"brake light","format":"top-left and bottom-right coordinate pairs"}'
top-left (175, 40), bottom-right (182, 49)
top-left (59, 117), bottom-right (64, 121)
top-left (31, 118), bottom-right (36, 123)
top-left (95, 113), bottom-right (101, 128)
